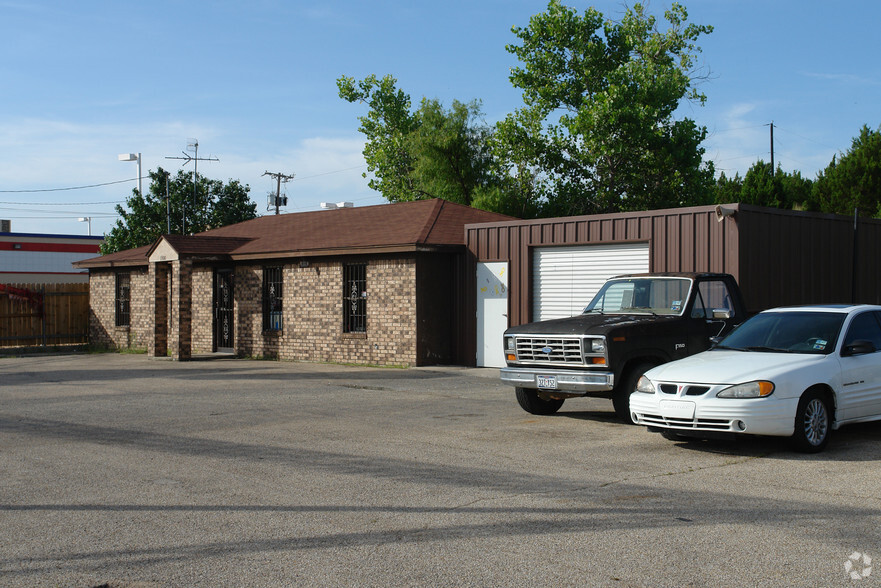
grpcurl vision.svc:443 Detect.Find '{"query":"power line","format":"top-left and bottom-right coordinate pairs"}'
top-left (291, 165), bottom-right (366, 181)
top-left (0, 199), bottom-right (124, 206)
top-left (0, 213), bottom-right (118, 219)
top-left (0, 177), bottom-right (137, 193)
top-left (0, 163), bottom-right (367, 196)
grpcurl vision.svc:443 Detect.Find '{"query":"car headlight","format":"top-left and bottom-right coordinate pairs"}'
top-left (635, 375), bottom-right (655, 394)
top-left (716, 381), bottom-right (775, 398)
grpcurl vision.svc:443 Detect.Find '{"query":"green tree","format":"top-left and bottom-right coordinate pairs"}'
top-left (337, 74), bottom-right (511, 210)
top-left (499, 1), bottom-right (716, 216)
top-left (812, 124), bottom-right (881, 217)
top-left (713, 171), bottom-right (742, 204)
top-left (407, 98), bottom-right (496, 205)
top-left (102, 168), bottom-right (256, 254)
top-left (713, 162), bottom-right (813, 210)
top-left (337, 74), bottom-right (418, 202)
top-left (778, 168), bottom-right (813, 210)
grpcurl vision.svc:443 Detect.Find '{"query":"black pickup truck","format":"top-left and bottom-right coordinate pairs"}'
top-left (500, 273), bottom-right (746, 422)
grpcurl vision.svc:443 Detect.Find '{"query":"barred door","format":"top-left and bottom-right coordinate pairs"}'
top-left (214, 269), bottom-right (234, 351)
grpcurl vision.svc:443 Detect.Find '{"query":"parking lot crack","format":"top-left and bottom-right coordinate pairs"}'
top-left (598, 455), bottom-right (764, 488)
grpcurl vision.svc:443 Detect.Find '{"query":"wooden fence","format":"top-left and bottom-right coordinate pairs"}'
top-left (0, 283), bottom-right (90, 348)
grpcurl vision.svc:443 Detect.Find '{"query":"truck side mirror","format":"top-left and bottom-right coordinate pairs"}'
top-left (711, 308), bottom-right (731, 320)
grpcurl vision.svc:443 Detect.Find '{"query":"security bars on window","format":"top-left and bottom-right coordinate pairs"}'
top-left (263, 266), bottom-right (283, 331)
top-left (343, 263), bottom-right (366, 333)
top-left (115, 272), bottom-right (130, 327)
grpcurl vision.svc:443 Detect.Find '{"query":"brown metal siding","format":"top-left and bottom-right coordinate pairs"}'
top-left (857, 220), bottom-right (881, 302)
top-left (465, 204), bottom-right (739, 333)
top-left (736, 205), bottom-right (881, 312)
top-left (464, 203), bottom-right (881, 366)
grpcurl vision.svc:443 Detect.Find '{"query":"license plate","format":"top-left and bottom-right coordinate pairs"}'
top-left (659, 400), bottom-right (696, 419)
top-left (537, 375), bottom-right (557, 389)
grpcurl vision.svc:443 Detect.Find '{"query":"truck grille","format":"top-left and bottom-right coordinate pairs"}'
top-left (515, 337), bottom-right (583, 364)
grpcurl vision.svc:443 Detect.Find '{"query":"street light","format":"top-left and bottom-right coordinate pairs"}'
top-left (118, 152), bottom-right (142, 197)
top-left (78, 217), bottom-right (92, 236)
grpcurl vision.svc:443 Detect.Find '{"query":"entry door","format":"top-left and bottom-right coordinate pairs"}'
top-left (476, 262), bottom-right (508, 368)
top-left (214, 269), bottom-right (234, 352)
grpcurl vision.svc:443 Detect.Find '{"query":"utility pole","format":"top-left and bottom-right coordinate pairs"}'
top-left (768, 122), bottom-right (775, 176)
top-left (166, 139), bottom-right (219, 234)
top-left (263, 171), bottom-right (295, 215)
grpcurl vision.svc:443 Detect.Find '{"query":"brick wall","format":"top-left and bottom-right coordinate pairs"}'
top-left (230, 256), bottom-right (418, 366)
top-left (233, 265), bottom-right (282, 359)
top-left (191, 267), bottom-right (213, 354)
top-left (88, 268), bottom-right (152, 351)
top-left (89, 255), bottom-right (421, 366)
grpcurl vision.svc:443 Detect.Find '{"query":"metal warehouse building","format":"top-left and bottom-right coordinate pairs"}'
top-left (465, 203), bottom-right (881, 367)
top-left (0, 230), bottom-right (104, 284)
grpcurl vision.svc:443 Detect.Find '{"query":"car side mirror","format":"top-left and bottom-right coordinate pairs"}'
top-left (711, 308), bottom-right (731, 320)
top-left (842, 339), bottom-right (876, 357)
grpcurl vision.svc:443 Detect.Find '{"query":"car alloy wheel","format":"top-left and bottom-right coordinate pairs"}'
top-left (803, 397), bottom-right (829, 446)
top-left (791, 390), bottom-right (831, 453)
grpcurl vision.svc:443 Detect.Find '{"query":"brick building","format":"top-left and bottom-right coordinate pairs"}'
top-left (74, 199), bottom-right (511, 365)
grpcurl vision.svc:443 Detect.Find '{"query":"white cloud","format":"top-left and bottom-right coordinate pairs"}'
top-left (701, 103), bottom-right (769, 177)
top-left (802, 71), bottom-right (881, 86)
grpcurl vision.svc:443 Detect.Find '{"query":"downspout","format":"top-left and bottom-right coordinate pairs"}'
top-left (852, 208), bottom-right (858, 304)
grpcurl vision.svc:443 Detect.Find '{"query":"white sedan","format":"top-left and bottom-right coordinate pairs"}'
top-left (630, 304), bottom-right (881, 452)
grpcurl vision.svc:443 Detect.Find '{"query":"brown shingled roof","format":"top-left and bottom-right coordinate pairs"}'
top-left (201, 198), bottom-right (511, 255)
top-left (74, 199), bottom-right (514, 268)
top-left (73, 244), bottom-right (152, 268)
top-left (150, 235), bottom-right (254, 257)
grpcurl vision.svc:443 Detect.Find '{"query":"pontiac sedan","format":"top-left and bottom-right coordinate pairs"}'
top-left (629, 305), bottom-right (881, 452)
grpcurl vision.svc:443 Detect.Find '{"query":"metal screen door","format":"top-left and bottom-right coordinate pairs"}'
top-left (214, 269), bottom-right (234, 352)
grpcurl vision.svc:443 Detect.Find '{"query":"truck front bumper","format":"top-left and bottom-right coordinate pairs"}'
top-left (500, 366), bottom-right (615, 393)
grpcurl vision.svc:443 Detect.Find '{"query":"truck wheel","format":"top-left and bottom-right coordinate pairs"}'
top-left (613, 362), bottom-right (655, 424)
top-left (790, 389), bottom-right (831, 453)
top-left (515, 387), bottom-right (564, 415)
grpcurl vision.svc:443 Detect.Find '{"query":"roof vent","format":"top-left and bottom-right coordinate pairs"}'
top-left (320, 202), bottom-right (354, 210)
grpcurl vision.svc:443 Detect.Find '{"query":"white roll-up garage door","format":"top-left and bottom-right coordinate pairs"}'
top-left (532, 243), bottom-right (650, 321)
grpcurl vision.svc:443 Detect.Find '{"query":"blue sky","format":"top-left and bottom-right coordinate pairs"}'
top-left (1, 0), bottom-right (878, 237)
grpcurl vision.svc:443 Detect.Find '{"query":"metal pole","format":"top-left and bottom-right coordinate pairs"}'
top-left (40, 287), bottom-right (46, 348)
top-left (193, 141), bottom-right (198, 233)
top-left (166, 172), bottom-right (171, 234)
top-left (137, 152), bottom-right (143, 197)
top-left (852, 207), bottom-right (858, 303)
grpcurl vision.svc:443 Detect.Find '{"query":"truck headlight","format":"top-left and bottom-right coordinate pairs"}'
top-left (716, 381), bottom-right (774, 398)
top-left (590, 338), bottom-right (605, 353)
top-left (505, 337), bottom-right (515, 351)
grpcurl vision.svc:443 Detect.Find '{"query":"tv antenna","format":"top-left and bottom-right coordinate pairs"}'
top-left (165, 139), bottom-right (219, 233)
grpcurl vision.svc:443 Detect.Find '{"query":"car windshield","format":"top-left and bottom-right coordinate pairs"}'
top-left (583, 278), bottom-right (691, 316)
top-left (715, 311), bottom-right (845, 354)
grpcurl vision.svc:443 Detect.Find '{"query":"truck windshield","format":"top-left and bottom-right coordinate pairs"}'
top-left (583, 278), bottom-right (692, 316)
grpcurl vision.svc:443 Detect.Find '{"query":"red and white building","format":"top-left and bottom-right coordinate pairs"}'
top-left (0, 230), bottom-right (104, 284)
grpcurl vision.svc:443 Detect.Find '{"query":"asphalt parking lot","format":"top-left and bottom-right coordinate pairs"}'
top-left (1, 353), bottom-right (880, 587)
